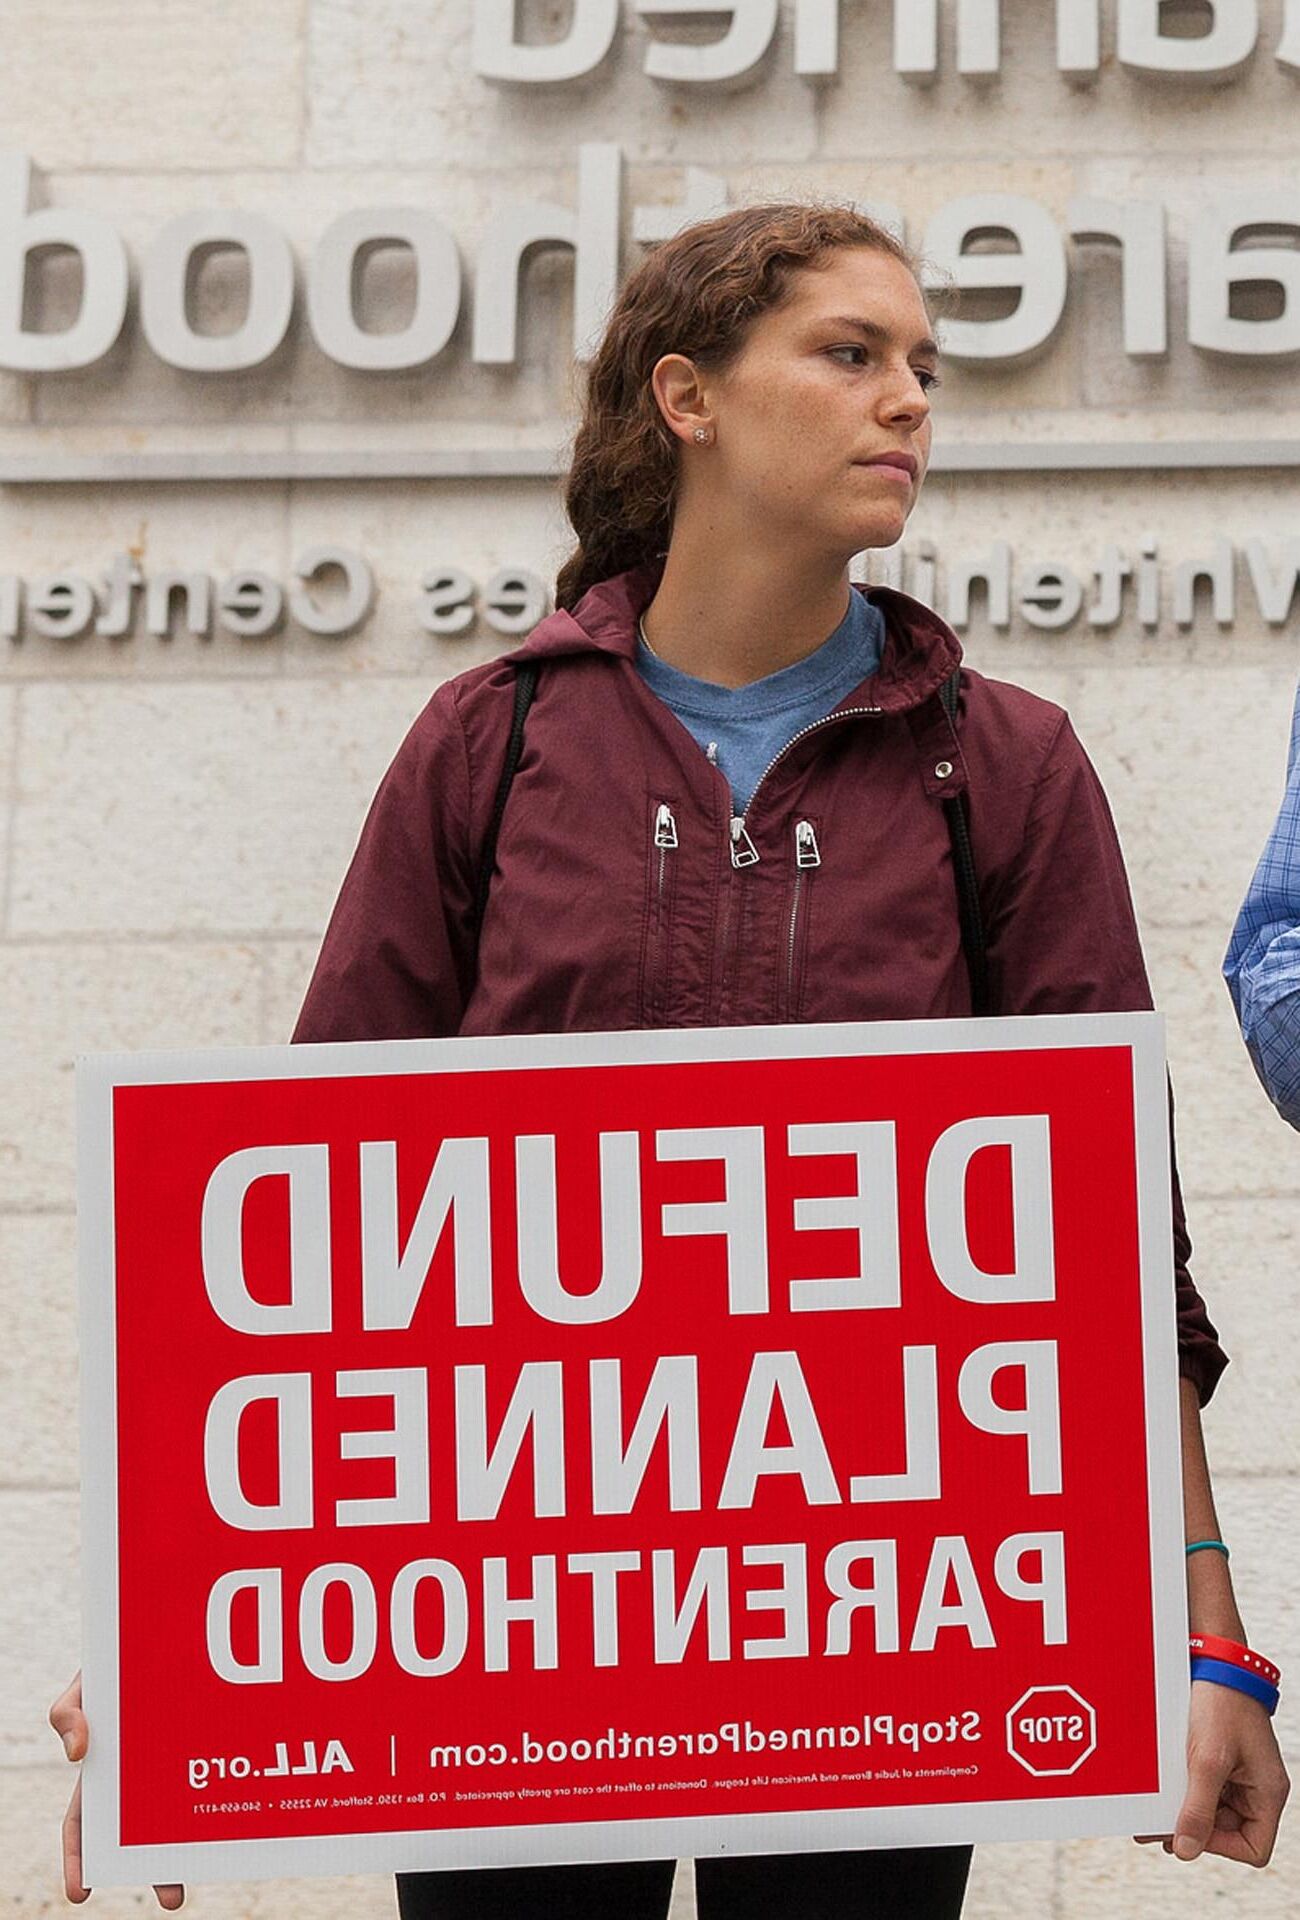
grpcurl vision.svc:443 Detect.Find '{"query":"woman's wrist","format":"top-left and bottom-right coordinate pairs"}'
top-left (1181, 1509), bottom-right (1245, 1639)
top-left (1185, 1548), bottom-right (1246, 1640)
top-left (1187, 1586), bottom-right (1246, 1639)
top-left (1182, 1574), bottom-right (1244, 1635)
top-left (1189, 1634), bottom-right (1281, 1685)
top-left (1191, 1657), bottom-right (1280, 1715)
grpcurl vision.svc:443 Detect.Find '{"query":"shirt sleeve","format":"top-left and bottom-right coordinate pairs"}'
top-left (292, 682), bottom-right (478, 1044)
top-left (981, 709), bottom-right (1228, 1406)
top-left (1223, 678), bottom-right (1300, 1129)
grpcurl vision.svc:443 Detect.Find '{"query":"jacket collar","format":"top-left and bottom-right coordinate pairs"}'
top-left (508, 560), bottom-right (964, 715)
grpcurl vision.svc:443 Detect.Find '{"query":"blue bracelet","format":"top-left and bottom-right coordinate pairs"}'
top-left (1185, 1539), bottom-right (1230, 1560)
top-left (1191, 1655), bottom-right (1279, 1715)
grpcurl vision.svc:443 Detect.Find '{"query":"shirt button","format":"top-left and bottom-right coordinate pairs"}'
top-left (935, 760), bottom-right (953, 779)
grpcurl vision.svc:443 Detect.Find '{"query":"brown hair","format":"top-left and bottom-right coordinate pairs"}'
top-left (555, 202), bottom-right (920, 612)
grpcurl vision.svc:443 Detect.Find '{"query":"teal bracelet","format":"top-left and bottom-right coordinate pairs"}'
top-left (1185, 1539), bottom-right (1230, 1560)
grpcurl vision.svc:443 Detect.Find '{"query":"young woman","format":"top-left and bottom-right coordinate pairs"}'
top-left (53, 204), bottom-right (1287, 1917)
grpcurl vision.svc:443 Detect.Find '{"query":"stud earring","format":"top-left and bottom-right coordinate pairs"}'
top-left (693, 426), bottom-right (713, 445)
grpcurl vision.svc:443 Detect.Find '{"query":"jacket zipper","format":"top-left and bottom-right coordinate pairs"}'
top-left (726, 706), bottom-right (883, 867)
top-left (729, 816), bottom-right (760, 868)
top-left (785, 819), bottom-right (822, 1015)
top-left (795, 818), bottom-right (822, 868)
top-left (646, 802), bottom-right (678, 1021)
top-left (716, 705), bottom-right (880, 1023)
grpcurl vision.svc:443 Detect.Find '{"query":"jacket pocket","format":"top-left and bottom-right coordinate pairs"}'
top-left (640, 798), bottom-right (680, 1026)
top-left (777, 816), bottom-right (821, 1022)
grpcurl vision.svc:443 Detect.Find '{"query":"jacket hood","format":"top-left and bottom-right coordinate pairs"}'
top-left (508, 559), bottom-right (964, 714)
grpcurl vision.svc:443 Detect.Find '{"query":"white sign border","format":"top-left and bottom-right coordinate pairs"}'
top-left (78, 1010), bottom-right (1188, 1885)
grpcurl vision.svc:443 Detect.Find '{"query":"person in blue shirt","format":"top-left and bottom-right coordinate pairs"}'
top-left (1225, 677), bottom-right (1300, 1127)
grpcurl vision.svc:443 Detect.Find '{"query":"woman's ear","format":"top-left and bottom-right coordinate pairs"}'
top-left (651, 353), bottom-right (715, 450)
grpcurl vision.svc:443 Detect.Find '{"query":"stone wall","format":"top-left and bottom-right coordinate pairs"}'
top-left (1, 4), bottom-right (1297, 1914)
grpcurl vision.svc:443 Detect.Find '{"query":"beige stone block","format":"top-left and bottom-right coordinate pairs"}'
top-left (27, 305), bottom-right (300, 435)
top-left (962, 1840), bottom-right (1056, 1919)
top-left (0, 1213), bottom-right (78, 1489)
top-left (0, 1491), bottom-right (79, 1765)
top-left (0, 371), bottom-right (33, 426)
top-left (0, 483), bottom-right (289, 679)
top-left (306, 6), bottom-right (815, 170)
top-left (1210, 1481), bottom-right (1300, 1716)
top-left (1194, 1202), bottom-right (1300, 1477)
top-left (902, 470), bottom-right (1300, 670)
top-left (0, 2), bottom-right (304, 171)
top-left (0, 1765), bottom-right (396, 1918)
top-left (819, 9), bottom-right (1300, 162)
top-left (1144, 923), bottom-right (1298, 1202)
top-left (0, 683), bottom-right (15, 861)
top-left (0, 941), bottom-right (263, 1209)
top-left (930, 407), bottom-right (1300, 456)
top-left (8, 679), bottom-right (435, 938)
top-left (1064, 667), bottom-right (1293, 930)
top-left (261, 939), bottom-right (327, 1043)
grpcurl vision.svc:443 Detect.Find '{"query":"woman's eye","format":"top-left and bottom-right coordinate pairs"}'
top-left (826, 347), bottom-right (941, 390)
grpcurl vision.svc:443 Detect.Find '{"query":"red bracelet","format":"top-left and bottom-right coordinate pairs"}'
top-left (1188, 1633), bottom-right (1281, 1687)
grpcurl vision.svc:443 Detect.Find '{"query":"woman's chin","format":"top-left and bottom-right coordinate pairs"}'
top-left (847, 508), bottom-right (910, 551)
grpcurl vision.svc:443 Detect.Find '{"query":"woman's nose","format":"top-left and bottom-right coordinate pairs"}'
top-left (880, 375), bottom-right (930, 427)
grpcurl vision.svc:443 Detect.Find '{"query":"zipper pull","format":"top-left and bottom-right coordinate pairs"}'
top-left (654, 803), bottom-right (678, 849)
top-left (795, 820), bottom-right (822, 868)
top-left (730, 816), bottom-right (760, 869)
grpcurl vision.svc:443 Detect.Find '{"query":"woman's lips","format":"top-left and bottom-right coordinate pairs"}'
top-left (855, 457), bottom-right (916, 482)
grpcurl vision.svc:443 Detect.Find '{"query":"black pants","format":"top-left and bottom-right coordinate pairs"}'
top-left (395, 1847), bottom-right (972, 1918)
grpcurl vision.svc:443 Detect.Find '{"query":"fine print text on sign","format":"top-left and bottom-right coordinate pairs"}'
top-left (77, 1016), bottom-right (1188, 1886)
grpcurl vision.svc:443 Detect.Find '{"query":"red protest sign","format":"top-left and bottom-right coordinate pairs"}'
top-left (77, 1015), bottom-right (1188, 1886)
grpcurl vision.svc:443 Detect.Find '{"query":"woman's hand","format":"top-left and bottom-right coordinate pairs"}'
top-left (1135, 1679), bottom-right (1290, 1866)
top-left (49, 1671), bottom-right (186, 1909)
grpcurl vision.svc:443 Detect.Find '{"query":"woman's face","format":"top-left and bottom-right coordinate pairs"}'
top-left (695, 246), bottom-right (937, 558)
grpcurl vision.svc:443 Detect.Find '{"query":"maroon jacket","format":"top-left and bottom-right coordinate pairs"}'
top-left (294, 562), bottom-right (1226, 1402)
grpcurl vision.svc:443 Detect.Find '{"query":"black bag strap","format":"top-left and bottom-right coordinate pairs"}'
top-left (938, 668), bottom-right (992, 1017)
top-left (475, 661), bottom-right (992, 1017)
top-left (474, 662), bottom-right (539, 932)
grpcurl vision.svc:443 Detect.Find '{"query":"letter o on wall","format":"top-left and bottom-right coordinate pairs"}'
top-left (307, 209), bottom-right (462, 371)
top-left (141, 211), bottom-right (295, 372)
top-left (289, 546), bottom-right (376, 638)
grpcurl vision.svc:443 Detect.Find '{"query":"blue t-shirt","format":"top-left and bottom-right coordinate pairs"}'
top-left (1224, 674), bottom-right (1300, 1127)
top-left (635, 586), bottom-right (885, 814)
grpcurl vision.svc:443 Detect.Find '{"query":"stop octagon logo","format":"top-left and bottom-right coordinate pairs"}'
top-left (1006, 1687), bottom-right (1098, 1778)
